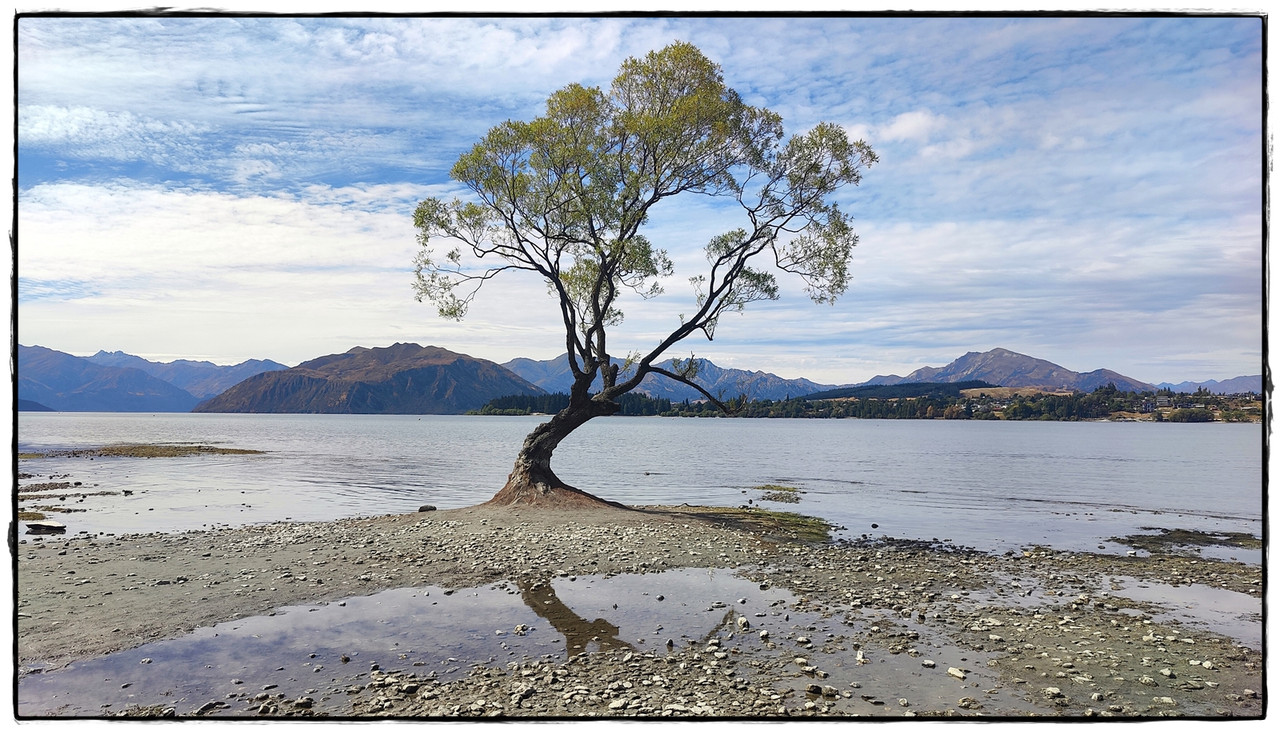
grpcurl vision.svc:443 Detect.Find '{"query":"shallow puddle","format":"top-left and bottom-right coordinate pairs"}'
top-left (17, 569), bottom-right (788, 716)
top-left (960, 572), bottom-right (1261, 652)
top-left (19, 567), bottom-right (1049, 718)
top-left (1106, 578), bottom-right (1261, 649)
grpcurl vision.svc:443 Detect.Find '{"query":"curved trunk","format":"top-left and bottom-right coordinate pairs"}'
top-left (486, 396), bottom-right (628, 508)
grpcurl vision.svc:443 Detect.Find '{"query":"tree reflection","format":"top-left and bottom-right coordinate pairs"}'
top-left (516, 577), bottom-right (633, 655)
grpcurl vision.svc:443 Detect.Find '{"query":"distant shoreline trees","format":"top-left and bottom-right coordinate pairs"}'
top-left (473, 383), bottom-right (1262, 423)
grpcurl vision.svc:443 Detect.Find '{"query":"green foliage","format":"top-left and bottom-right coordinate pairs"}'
top-left (804, 381), bottom-right (994, 400)
top-left (1001, 385), bottom-right (1150, 421)
top-left (665, 393), bottom-right (956, 419)
top-left (655, 384), bottom-right (1260, 423)
top-left (473, 392), bottom-right (672, 416)
top-left (1167, 408), bottom-right (1215, 423)
top-left (413, 41), bottom-right (875, 414)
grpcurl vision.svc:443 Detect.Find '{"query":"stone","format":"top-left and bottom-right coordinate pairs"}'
top-left (195, 701), bottom-right (224, 715)
top-left (25, 520), bottom-right (66, 535)
top-left (947, 667), bottom-right (966, 680)
top-left (417, 505), bottom-right (437, 512)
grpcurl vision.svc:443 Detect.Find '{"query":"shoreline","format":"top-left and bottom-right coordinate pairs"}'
top-left (14, 503), bottom-right (1264, 718)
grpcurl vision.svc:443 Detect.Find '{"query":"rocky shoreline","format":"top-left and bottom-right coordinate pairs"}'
top-left (15, 504), bottom-right (1264, 718)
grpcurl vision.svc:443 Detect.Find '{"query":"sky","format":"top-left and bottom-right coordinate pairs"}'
top-left (11, 8), bottom-right (1266, 386)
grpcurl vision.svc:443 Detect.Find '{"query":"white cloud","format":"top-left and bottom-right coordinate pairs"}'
top-left (877, 110), bottom-right (944, 144)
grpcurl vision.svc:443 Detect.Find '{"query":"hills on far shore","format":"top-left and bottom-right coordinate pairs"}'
top-left (863, 347), bottom-right (1153, 393)
top-left (1152, 375), bottom-right (1262, 394)
top-left (17, 344), bottom-right (284, 413)
top-left (84, 350), bottom-right (288, 399)
top-left (193, 343), bottom-right (541, 414)
top-left (500, 354), bottom-right (830, 403)
top-left (17, 342), bottom-right (1262, 414)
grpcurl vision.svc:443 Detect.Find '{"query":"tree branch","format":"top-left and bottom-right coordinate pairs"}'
top-left (646, 366), bottom-right (739, 414)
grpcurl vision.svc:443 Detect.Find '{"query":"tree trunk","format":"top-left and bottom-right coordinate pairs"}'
top-left (485, 397), bottom-right (628, 509)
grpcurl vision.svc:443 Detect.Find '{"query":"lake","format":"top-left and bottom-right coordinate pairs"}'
top-left (16, 413), bottom-right (1263, 560)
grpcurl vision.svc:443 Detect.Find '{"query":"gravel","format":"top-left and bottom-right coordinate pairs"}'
top-left (15, 504), bottom-right (1264, 719)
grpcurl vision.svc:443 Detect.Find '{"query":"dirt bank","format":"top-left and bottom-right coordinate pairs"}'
top-left (15, 504), bottom-right (1264, 718)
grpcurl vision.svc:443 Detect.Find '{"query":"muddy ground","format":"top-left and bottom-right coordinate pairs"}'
top-left (14, 501), bottom-right (1264, 719)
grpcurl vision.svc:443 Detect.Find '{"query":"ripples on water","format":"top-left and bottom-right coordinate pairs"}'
top-left (17, 414), bottom-right (1262, 559)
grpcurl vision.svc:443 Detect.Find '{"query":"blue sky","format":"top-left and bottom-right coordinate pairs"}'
top-left (13, 11), bottom-right (1265, 385)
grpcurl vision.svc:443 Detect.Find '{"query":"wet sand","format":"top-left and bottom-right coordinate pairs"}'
top-left (15, 503), bottom-right (1264, 718)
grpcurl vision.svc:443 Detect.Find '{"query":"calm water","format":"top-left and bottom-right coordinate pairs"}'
top-left (16, 413), bottom-right (1264, 559)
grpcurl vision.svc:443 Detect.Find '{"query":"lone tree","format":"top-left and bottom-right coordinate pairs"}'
top-left (413, 42), bottom-right (876, 508)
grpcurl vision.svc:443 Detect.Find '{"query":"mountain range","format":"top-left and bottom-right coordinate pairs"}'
top-left (194, 343), bottom-right (542, 414)
top-left (84, 350), bottom-right (288, 398)
top-left (17, 345), bottom-right (284, 412)
top-left (501, 354), bottom-right (829, 402)
top-left (16, 343), bottom-right (1261, 414)
top-left (864, 347), bottom-right (1155, 392)
top-left (1154, 376), bottom-right (1262, 394)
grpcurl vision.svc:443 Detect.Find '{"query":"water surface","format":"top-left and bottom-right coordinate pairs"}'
top-left (17, 414), bottom-right (1262, 558)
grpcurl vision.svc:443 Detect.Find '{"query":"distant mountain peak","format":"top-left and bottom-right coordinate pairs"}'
top-left (880, 348), bottom-right (1153, 392)
top-left (83, 348), bottom-right (288, 398)
top-left (197, 342), bottom-right (541, 414)
top-left (1155, 375), bottom-right (1263, 394)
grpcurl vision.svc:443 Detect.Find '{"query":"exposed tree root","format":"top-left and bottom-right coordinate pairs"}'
top-left (485, 472), bottom-right (630, 510)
